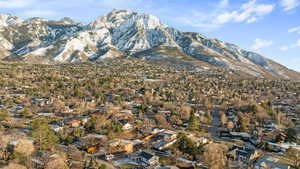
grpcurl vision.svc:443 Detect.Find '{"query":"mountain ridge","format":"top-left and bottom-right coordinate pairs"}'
top-left (0, 10), bottom-right (299, 80)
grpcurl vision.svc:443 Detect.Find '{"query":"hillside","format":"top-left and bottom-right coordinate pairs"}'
top-left (0, 10), bottom-right (299, 80)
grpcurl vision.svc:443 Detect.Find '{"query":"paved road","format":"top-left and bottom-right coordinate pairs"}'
top-left (208, 107), bottom-right (221, 138)
top-left (208, 108), bottom-right (257, 148)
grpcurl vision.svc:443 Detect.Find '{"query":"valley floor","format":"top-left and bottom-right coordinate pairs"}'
top-left (0, 60), bottom-right (300, 169)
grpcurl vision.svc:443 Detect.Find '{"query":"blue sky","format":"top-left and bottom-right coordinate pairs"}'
top-left (0, 0), bottom-right (300, 72)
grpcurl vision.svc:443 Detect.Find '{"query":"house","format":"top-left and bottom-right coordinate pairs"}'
top-left (12, 105), bottom-right (24, 113)
top-left (74, 134), bottom-right (107, 151)
top-left (133, 103), bottom-right (141, 108)
top-left (55, 145), bottom-right (85, 162)
top-left (125, 101), bottom-right (134, 105)
top-left (267, 142), bottom-right (300, 151)
top-left (152, 139), bottom-right (177, 150)
top-left (120, 109), bottom-right (133, 115)
top-left (115, 118), bottom-right (133, 130)
top-left (186, 135), bottom-right (213, 146)
top-left (130, 151), bottom-right (159, 166)
top-left (228, 132), bottom-right (251, 141)
top-left (80, 117), bottom-right (89, 125)
top-left (227, 145), bottom-right (259, 162)
top-left (152, 128), bottom-right (165, 134)
top-left (122, 123), bottom-right (133, 130)
top-left (37, 112), bottom-right (54, 117)
top-left (81, 134), bottom-right (107, 147)
top-left (139, 151), bottom-right (159, 166)
top-left (254, 156), bottom-right (290, 169)
top-left (155, 166), bottom-right (179, 169)
top-left (68, 120), bottom-right (81, 128)
top-left (176, 158), bottom-right (209, 169)
top-left (84, 97), bottom-right (95, 103)
top-left (264, 122), bottom-right (278, 131)
top-left (220, 131), bottom-right (251, 141)
top-left (50, 125), bottom-right (63, 132)
top-left (158, 130), bottom-right (177, 141)
top-left (114, 151), bottom-right (159, 168)
top-left (89, 111), bottom-right (103, 118)
top-left (295, 125), bottom-right (300, 139)
top-left (30, 97), bottom-right (53, 106)
top-left (132, 139), bottom-right (143, 151)
top-left (195, 136), bottom-right (213, 145)
top-left (63, 106), bottom-right (74, 113)
top-left (158, 110), bottom-right (172, 117)
top-left (108, 139), bottom-right (133, 153)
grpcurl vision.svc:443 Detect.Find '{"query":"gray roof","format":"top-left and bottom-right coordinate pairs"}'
top-left (255, 156), bottom-right (290, 169)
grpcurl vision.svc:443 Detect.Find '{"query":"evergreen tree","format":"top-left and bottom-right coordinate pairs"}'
top-left (286, 127), bottom-right (297, 142)
top-left (32, 118), bottom-right (59, 150)
top-left (0, 110), bottom-right (9, 121)
top-left (99, 164), bottom-right (107, 169)
top-left (175, 133), bottom-right (202, 160)
top-left (287, 148), bottom-right (300, 168)
top-left (188, 113), bottom-right (199, 131)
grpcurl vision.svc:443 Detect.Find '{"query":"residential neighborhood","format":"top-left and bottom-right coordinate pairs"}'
top-left (0, 60), bottom-right (300, 169)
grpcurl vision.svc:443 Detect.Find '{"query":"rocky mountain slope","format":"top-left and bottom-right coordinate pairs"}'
top-left (0, 10), bottom-right (299, 79)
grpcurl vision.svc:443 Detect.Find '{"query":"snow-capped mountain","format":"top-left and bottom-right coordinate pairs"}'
top-left (0, 10), bottom-right (299, 79)
top-left (0, 14), bottom-right (23, 28)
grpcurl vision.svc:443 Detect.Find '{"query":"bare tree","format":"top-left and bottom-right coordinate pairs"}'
top-left (203, 143), bottom-right (228, 169)
top-left (220, 112), bottom-right (227, 127)
top-left (155, 113), bottom-right (171, 129)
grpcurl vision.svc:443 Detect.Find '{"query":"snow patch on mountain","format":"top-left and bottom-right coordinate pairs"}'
top-left (0, 36), bottom-right (13, 50)
top-left (0, 10), bottom-right (297, 79)
top-left (0, 14), bottom-right (23, 27)
top-left (31, 46), bottom-right (50, 56)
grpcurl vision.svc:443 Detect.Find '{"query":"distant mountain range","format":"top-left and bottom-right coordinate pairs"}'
top-left (0, 9), bottom-right (299, 79)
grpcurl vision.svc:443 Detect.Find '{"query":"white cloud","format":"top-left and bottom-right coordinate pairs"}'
top-left (279, 45), bottom-right (290, 51)
top-left (281, 0), bottom-right (300, 11)
top-left (296, 39), bottom-right (300, 46)
top-left (251, 38), bottom-right (273, 50)
top-left (288, 26), bottom-right (300, 34)
top-left (218, 0), bottom-right (230, 8)
top-left (173, 10), bottom-right (223, 31)
top-left (215, 12), bottom-right (236, 24)
top-left (246, 17), bottom-right (257, 23)
top-left (171, 0), bottom-right (274, 31)
top-left (215, 0), bottom-right (275, 24)
top-left (0, 0), bottom-right (34, 8)
top-left (22, 10), bottom-right (57, 17)
top-left (279, 39), bottom-right (300, 51)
